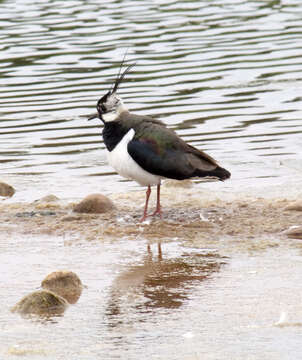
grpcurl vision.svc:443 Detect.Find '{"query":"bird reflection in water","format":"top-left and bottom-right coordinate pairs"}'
top-left (106, 243), bottom-right (227, 326)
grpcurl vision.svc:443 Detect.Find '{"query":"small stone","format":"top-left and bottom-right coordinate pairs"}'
top-left (0, 181), bottom-right (15, 197)
top-left (11, 290), bottom-right (68, 317)
top-left (15, 210), bottom-right (56, 218)
top-left (38, 210), bottom-right (56, 216)
top-left (285, 226), bottom-right (302, 239)
top-left (61, 215), bottom-right (83, 222)
top-left (41, 270), bottom-right (83, 304)
top-left (15, 211), bottom-right (36, 218)
top-left (73, 193), bottom-right (114, 214)
top-left (284, 202), bottom-right (302, 211)
top-left (35, 194), bottom-right (60, 203)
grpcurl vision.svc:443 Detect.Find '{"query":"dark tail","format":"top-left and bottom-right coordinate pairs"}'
top-left (214, 166), bottom-right (231, 181)
top-left (194, 166), bottom-right (231, 181)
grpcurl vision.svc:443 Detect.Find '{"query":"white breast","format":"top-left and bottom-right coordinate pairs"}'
top-left (106, 128), bottom-right (161, 186)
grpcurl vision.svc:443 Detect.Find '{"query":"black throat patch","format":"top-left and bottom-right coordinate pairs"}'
top-left (102, 121), bottom-right (130, 152)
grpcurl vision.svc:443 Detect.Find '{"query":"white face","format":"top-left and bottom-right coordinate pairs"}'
top-left (98, 93), bottom-right (127, 122)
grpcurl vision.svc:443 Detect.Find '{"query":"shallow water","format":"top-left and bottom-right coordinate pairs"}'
top-left (1, 0), bottom-right (302, 359)
top-left (1, 236), bottom-right (302, 360)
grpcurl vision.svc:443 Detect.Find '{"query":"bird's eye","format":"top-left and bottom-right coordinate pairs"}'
top-left (98, 103), bottom-right (106, 113)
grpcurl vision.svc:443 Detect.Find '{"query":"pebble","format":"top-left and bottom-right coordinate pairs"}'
top-left (73, 193), bottom-right (114, 214)
top-left (41, 270), bottom-right (83, 304)
top-left (0, 181), bottom-right (15, 197)
top-left (11, 290), bottom-right (68, 317)
top-left (34, 194), bottom-right (60, 203)
top-left (15, 211), bottom-right (56, 218)
top-left (284, 202), bottom-right (302, 211)
top-left (61, 215), bottom-right (84, 222)
top-left (285, 226), bottom-right (302, 239)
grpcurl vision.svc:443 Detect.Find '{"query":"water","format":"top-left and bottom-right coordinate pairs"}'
top-left (1, 235), bottom-right (302, 360)
top-left (1, 0), bottom-right (302, 358)
top-left (1, 0), bottom-right (302, 201)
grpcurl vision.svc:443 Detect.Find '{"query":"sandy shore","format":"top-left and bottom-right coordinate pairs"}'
top-left (0, 181), bottom-right (301, 254)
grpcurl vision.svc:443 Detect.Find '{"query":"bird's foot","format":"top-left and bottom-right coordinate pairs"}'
top-left (151, 207), bottom-right (162, 219)
top-left (139, 210), bottom-right (161, 222)
top-left (139, 215), bottom-right (148, 223)
top-left (139, 211), bottom-right (149, 223)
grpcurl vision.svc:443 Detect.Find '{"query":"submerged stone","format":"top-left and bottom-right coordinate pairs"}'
top-left (15, 211), bottom-right (36, 218)
top-left (35, 194), bottom-right (60, 203)
top-left (73, 193), bottom-right (114, 214)
top-left (15, 210), bottom-right (56, 218)
top-left (11, 290), bottom-right (68, 317)
top-left (41, 270), bottom-right (83, 304)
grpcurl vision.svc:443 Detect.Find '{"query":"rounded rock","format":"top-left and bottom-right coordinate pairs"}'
top-left (41, 270), bottom-right (83, 304)
top-left (73, 193), bottom-right (114, 214)
top-left (11, 290), bottom-right (68, 317)
top-left (0, 181), bottom-right (15, 197)
top-left (36, 194), bottom-right (60, 203)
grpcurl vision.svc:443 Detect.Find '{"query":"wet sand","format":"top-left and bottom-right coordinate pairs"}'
top-left (1, 181), bottom-right (301, 254)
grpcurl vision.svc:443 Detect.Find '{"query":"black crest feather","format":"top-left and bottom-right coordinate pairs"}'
top-left (112, 62), bottom-right (136, 93)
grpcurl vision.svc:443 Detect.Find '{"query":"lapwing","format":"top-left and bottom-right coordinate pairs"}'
top-left (89, 62), bottom-right (231, 222)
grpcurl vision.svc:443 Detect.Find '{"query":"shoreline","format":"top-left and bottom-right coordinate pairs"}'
top-left (1, 184), bottom-right (301, 255)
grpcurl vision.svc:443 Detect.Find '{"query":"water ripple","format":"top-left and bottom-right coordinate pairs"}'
top-left (0, 0), bottom-right (302, 199)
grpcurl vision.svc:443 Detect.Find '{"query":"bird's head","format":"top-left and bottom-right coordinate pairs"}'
top-left (88, 62), bottom-right (135, 123)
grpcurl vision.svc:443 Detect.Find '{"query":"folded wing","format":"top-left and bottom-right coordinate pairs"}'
top-left (127, 123), bottom-right (230, 181)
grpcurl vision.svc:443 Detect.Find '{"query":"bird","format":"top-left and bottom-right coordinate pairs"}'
top-left (88, 61), bottom-right (231, 222)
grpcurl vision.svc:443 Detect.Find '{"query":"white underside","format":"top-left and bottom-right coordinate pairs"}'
top-left (106, 128), bottom-right (162, 186)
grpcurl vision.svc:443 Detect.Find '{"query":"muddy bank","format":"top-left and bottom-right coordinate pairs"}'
top-left (0, 183), bottom-right (301, 254)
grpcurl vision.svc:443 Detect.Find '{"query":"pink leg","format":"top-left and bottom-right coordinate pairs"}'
top-left (151, 184), bottom-right (162, 219)
top-left (140, 185), bottom-right (151, 222)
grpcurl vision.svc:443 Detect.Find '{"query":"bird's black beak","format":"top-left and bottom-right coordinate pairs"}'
top-left (87, 113), bottom-right (99, 121)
